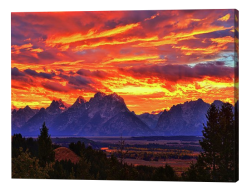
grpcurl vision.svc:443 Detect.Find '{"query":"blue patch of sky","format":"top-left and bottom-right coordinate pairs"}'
top-left (187, 51), bottom-right (236, 68)
top-left (212, 52), bottom-right (236, 67)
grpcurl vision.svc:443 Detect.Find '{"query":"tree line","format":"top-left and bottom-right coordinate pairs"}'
top-left (182, 102), bottom-right (238, 182)
top-left (12, 123), bottom-right (177, 180)
top-left (12, 101), bottom-right (238, 181)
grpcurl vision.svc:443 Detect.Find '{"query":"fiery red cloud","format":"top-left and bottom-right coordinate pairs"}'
top-left (11, 10), bottom-right (239, 114)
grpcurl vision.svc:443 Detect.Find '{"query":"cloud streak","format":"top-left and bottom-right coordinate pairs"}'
top-left (46, 22), bottom-right (140, 46)
top-left (118, 62), bottom-right (235, 83)
top-left (11, 10), bottom-right (238, 113)
top-left (24, 69), bottom-right (55, 79)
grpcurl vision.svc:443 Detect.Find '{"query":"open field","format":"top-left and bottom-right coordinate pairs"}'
top-left (56, 136), bottom-right (202, 176)
top-left (85, 136), bottom-right (200, 145)
top-left (123, 158), bottom-right (197, 176)
top-left (88, 136), bottom-right (201, 177)
top-left (87, 136), bottom-right (202, 151)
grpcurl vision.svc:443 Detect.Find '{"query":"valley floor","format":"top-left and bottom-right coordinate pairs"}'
top-left (64, 135), bottom-right (202, 177)
top-left (123, 158), bottom-right (197, 176)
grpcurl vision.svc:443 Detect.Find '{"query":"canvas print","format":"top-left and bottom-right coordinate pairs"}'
top-left (11, 10), bottom-right (239, 182)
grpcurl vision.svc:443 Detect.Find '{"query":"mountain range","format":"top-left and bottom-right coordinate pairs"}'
top-left (11, 92), bottom-right (234, 136)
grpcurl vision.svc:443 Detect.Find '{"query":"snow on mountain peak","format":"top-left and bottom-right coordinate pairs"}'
top-left (110, 92), bottom-right (124, 103)
top-left (47, 99), bottom-right (68, 113)
top-left (71, 96), bottom-right (87, 109)
top-left (94, 91), bottom-right (106, 99)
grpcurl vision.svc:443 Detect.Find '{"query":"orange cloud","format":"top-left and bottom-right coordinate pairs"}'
top-left (11, 43), bottom-right (33, 54)
top-left (30, 48), bottom-right (44, 53)
top-left (172, 44), bottom-right (228, 55)
top-left (218, 14), bottom-right (230, 22)
top-left (134, 26), bottom-right (233, 48)
top-left (144, 13), bottom-right (159, 21)
top-left (210, 36), bottom-right (234, 44)
top-left (172, 36), bottom-right (234, 56)
top-left (11, 10), bottom-right (238, 113)
top-left (103, 55), bottom-right (160, 64)
top-left (46, 22), bottom-right (140, 46)
top-left (73, 36), bottom-right (159, 51)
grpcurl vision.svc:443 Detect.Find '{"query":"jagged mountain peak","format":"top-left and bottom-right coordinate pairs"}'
top-left (12, 95), bottom-right (228, 137)
top-left (71, 96), bottom-right (87, 109)
top-left (109, 92), bottom-right (124, 103)
top-left (46, 99), bottom-right (68, 114)
top-left (77, 95), bottom-right (85, 100)
top-left (51, 98), bottom-right (67, 106)
top-left (197, 98), bottom-right (204, 102)
top-left (94, 91), bottom-right (106, 99)
top-left (39, 107), bottom-right (46, 112)
top-left (91, 92), bottom-right (125, 105)
top-left (51, 98), bottom-right (63, 105)
top-left (16, 105), bottom-right (34, 114)
top-left (156, 98), bottom-right (211, 136)
top-left (24, 105), bottom-right (32, 110)
top-left (75, 96), bottom-right (86, 103)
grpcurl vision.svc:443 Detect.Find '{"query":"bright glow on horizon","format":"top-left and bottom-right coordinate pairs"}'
top-left (11, 10), bottom-right (238, 114)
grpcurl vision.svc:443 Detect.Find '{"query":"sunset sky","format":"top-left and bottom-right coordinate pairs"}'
top-left (11, 10), bottom-right (239, 114)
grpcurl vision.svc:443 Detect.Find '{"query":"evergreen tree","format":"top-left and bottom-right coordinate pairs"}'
top-left (234, 101), bottom-right (239, 181)
top-left (12, 147), bottom-right (49, 179)
top-left (152, 164), bottom-right (177, 181)
top-left (37, 122), bottom-right (55, 167)
top-left (118, 135), bottom-right (128, 165)
top-left (217, 103), bottom-right (235, 181)
top-left (199, 104), bottom-right (220, 180)
top-left (182, 102), bottom-right (237, 182)
top-left (69, 141), bottom-right (85, 156)
top-left (69, 167), bottom-right (76, 179)
top-left (75, 156), bottom-right (91, 179)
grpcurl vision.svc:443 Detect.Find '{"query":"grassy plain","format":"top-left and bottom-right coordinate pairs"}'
top-left (50, 136), bottom-right (201, 176)
top-left (86, 136), bottom-right (201, 176)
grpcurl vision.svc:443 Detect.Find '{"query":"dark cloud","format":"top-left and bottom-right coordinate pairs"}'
top-left (67, 75), bottom-right (97, 92)
top-left (37, 51), bottom-right (56, 60)
top-left (119, 62), bottom-right (235, 82)
top-left (41, 81), bottom-right (70, 92)
top-left (56, 68), bottom-right (64, 72)
top-left (213, 61), bottom-right (225, 66)
top-left (76, 69), bottom-right (109, 79)
top-left (24, 69), bottom-right (55, 79)
top-left (56, 72), bottom-right (101, 92)
top-left (41, 76), bottom-right (97, 93)
top-left (57, 73), bottom-right (70, 80)
top-left (11, 53), bottom-right (40, 64)
top-left (102, 20), bottom-right (120, 31)
top-left (68, 75), bottom-right (92, 86)
top-left (195, 29), bottom-right (232, 39)
top-left (68, 83), bottom-right (97, 93)
top-left (107, 10), bottom-right (158, 27)
top-left (11, 67), bottom-right (25, 76)
top-left (11, 67), bottom-right (35, 85)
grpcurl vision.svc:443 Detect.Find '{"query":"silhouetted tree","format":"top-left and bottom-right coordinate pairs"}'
top-left (69, 141), bottom-right (85, 156)
top-left (118, 135), bottom-right (128, 165)
top-left (234, 101), bottom-right (239, 181)
top-left (75, 156), bottom-right (91, 179)
top-left (37, 122), bottom-right (55, 167)
top-left (182, 102), bottom-right (237, 182)
top-left (152, 164), bottom-right (177, 181)
top-left (199, 104), bottom-right (220, 180)
top-left (217, 103), bottom-right (236, 181)
top-left (12, 147), bottom-right (49, 178)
